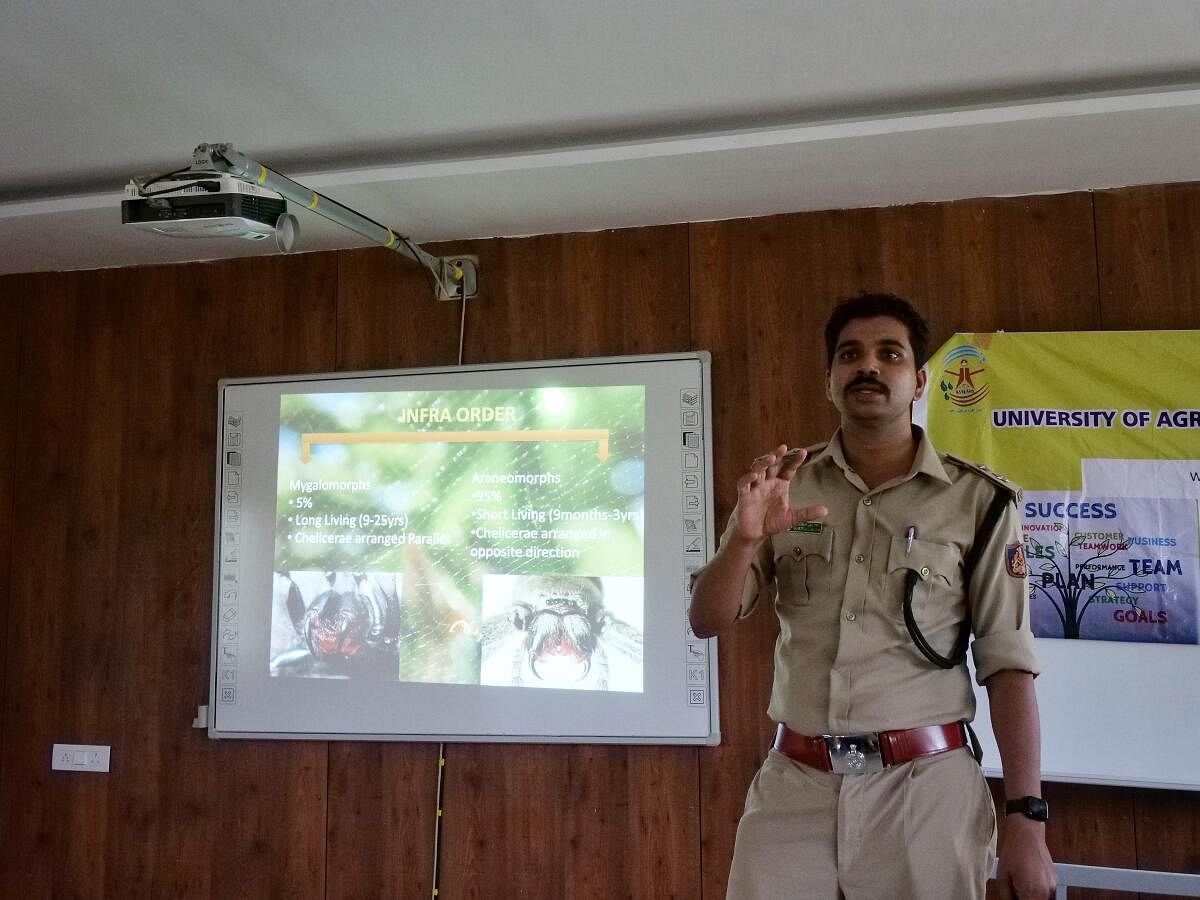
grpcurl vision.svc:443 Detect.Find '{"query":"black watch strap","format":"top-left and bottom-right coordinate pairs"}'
top-left (1005, 796), bottom-right (1049, 821)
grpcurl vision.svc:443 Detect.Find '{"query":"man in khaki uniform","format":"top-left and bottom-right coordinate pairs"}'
top-left (690, 294), bottom-right (1055, 900)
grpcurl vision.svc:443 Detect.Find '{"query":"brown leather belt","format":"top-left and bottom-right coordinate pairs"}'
top-left (773, 721), bottom-right (969, 775)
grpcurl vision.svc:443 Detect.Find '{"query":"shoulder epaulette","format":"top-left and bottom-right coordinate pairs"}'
top-left (800, 441), bottom-right (828, 462)
top-left (784, 441), bottom-right (828, 470)
top-left (943, 452), bottom-right (1022, 502)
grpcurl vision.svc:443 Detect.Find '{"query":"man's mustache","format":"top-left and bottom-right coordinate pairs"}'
top-left (846, 375), bottom-right (889, 396)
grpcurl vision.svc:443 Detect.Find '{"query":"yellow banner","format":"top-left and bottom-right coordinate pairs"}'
top-left (927, 331), bottom-right (1200, 490)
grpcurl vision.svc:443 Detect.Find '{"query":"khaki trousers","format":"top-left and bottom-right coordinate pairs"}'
top-left (726, 746), bottom-right (996, 900)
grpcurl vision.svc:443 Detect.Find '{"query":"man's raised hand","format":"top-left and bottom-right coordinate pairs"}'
top-left (734, 444), bottom-right (828, 542)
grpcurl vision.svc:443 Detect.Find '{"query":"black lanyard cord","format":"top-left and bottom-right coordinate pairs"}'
top-left (903, 488), bottom-right (1011, 669)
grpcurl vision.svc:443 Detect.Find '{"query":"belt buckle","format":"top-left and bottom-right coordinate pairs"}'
top-left (822, 732), bottom-right (884, 775)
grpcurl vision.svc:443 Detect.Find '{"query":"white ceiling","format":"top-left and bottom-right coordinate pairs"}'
top-left (3, 0), bottom-right (1200, 275)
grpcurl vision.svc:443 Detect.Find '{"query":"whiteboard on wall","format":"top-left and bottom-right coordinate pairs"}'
top-left (207, 352), bottom-right (719, 744)
top-left (969, 640), bottom-right (1200, 790)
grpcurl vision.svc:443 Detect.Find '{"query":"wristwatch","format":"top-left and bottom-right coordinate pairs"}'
top-left (1005, 796), bottom-right (1050, 821)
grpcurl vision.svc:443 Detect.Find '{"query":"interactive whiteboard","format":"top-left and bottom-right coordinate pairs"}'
top-left (208, 353), bottom-right (719, 744)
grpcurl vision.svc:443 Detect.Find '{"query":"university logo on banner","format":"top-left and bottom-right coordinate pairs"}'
top-left (937, 343), bottom-right (989, 409)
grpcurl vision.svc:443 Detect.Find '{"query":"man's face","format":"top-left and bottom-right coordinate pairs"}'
top-left (826, 315), bottom-right (926, 426)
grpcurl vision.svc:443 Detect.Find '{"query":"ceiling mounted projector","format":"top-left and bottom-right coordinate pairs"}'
top-left (122, 173), bottom-right (298, 249)
top-left (122, 143), bottom-right (478, 298)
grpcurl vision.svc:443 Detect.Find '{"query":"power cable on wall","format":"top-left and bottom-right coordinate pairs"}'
top-left (431, 742), bottom-right (447, 896)
top-left (431, 287), bottom-right (470, 896)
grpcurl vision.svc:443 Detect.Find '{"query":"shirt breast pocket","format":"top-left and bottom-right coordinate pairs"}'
top-left (885, 538), bottom-right (963, 626)
top-left (773, 529), bottom-right (834, 607)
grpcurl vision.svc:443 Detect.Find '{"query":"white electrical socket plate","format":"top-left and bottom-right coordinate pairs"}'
top-left (51, 744), bottom-right (111, 773)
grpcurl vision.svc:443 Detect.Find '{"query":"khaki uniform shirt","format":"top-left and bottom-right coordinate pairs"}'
top-left (719, 427), bottom-right (1038, 736)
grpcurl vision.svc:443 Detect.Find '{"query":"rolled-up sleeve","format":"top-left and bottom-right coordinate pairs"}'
top-left (689, 509), bottom-right (777, 618)
top-left (738, 532), bottom-right (775, 618)
top-left (968, 496), bottom-right (1041, 684)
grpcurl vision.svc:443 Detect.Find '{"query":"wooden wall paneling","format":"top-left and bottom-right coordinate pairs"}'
top-left (1095, 183), bottom-right (1200, 330)
top-left (325, 246), bottom-right (464, 899)
top-left (0, 272), bottom-right (63, 895)
top-left (0, 255), bottom-right (338, 898)
top-left (689, 194), bottom-right (1106, 898)
top-left (336, 245), bottom-right (469, 371)
top-left (872, 193), bottom-right (1102, 343)
top-left (461, 227), bottom-right (691, 365)
top-left (435, 225), bottom-right (701, 899)
top-left (461, 235), bottom-right (551, 365)
top-left (438, 742), bottom-right (702, 899)
top-left (1133, 788), bottom-right (1200, 886)
top-left (324, 741), bottom-right (440, 900)
top-left (0, 277), bottom-right (27, 773)
top-left (124, 255), bottom-right (337, 900)
top-left (0, 268), bottom-right (127, 897)
top-left (442, 743), bottom-right (571, 896)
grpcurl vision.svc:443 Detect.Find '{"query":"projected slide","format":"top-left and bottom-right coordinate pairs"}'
top-left (268, 386), bottom-right (646, 692)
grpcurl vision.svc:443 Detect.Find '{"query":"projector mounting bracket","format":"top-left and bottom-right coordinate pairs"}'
top-left (187, 143), bottom-right (478, 302)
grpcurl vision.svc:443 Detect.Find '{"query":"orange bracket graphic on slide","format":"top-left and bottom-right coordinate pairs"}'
top-left (299, 429), bottom-right (610, 463)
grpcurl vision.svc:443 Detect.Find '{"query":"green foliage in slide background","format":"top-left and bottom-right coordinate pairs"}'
top-left (275, 386), bottom-right (646, 582)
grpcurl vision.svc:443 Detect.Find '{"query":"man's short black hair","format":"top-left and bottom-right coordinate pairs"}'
top-left (824, 293), bottom-right (931, 370)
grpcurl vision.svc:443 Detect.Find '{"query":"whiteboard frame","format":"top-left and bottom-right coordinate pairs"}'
top-left (207, 352), bottom-right (720, 745)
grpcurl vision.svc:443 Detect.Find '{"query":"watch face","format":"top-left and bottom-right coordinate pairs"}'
top-left (1007, 796), bottom-right (1049, 821)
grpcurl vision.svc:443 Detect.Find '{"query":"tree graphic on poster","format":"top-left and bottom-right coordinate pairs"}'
top-left (1027, 529), bottom-right (1143, 639)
